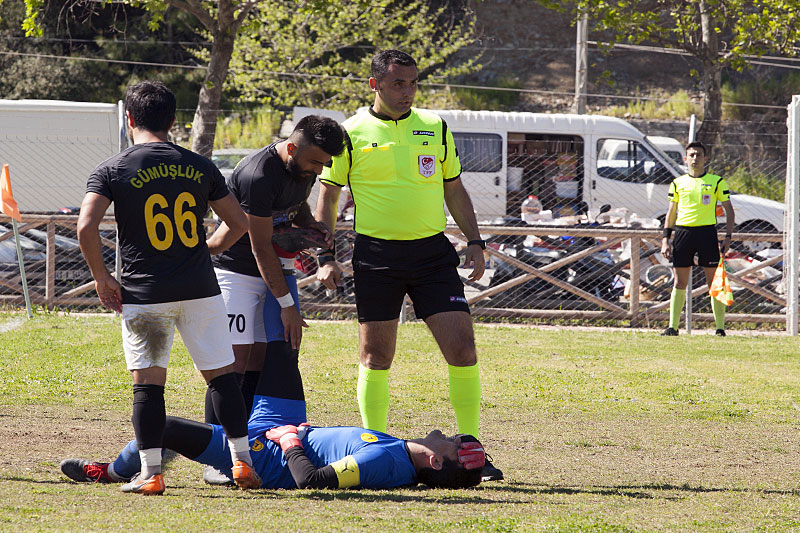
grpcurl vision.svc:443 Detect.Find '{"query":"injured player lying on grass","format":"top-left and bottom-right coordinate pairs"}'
top-left (61, 422), bottom-right (486, 492)
top-left (60, 345), bottom-right (488, 492)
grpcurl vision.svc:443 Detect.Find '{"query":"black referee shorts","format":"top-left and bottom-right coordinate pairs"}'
top-left (351, 232), bottom-right (470, 322)
top-left (672, 225), bottom-right (720, 268)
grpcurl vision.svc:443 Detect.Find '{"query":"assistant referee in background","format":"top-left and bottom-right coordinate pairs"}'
top-left (660, 141), bottom-right (735, 336)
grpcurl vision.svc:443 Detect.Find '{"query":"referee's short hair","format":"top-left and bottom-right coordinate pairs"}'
top-left (125, 80), bottom-right (176, 134)
top-left (685, 140), bottom-right (708, 156)
top-left (289, 115), bottom-right (345, 158)
top-left (371, 49), bottom-right (417, 81)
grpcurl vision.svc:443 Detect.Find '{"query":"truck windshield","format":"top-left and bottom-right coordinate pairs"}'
top-left (597, 138), bottom-right (681, 184)
top-left (643, 137), bottom-right (685, 175)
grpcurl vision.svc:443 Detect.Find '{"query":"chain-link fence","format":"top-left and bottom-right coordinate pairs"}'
top-left (0, 216), bottom-right (115, 310)
top-left (295, 112), bottom-right (789, 328)
top-left (0, 109), bottom-right (790, 330)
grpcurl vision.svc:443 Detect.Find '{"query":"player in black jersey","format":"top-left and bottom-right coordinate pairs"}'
top-left (77, 81), bottom-right (260, 495)
top-left (203, 116), bottom-right (345, 485)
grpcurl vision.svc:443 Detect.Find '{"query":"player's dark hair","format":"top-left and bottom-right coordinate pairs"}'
top-left (371, 49), bottom-right (417, 80)
top-left (289, 115), bottom-right (345, 157)
top-left (125, 80), bottom-right (176, 134)
top-left (416, 458), bottom-right (482, 489)
top-left (685, 140), bottom-right (707, 156)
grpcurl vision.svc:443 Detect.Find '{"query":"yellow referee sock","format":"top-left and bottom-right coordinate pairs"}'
top-left (357, 364), bottom-right (389, 433)
top-left (448, 363), bottom-right (481, 438)
top-left (669, 288), bottom-right (686, 330)
top-left (711, 295), bottom-right (726, 330)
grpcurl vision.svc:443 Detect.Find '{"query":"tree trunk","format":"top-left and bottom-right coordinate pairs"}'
top-left (190, 1), bottom-right (238, 158)
top-left (696, 0), bottom-right (722, 151)
top-left (191, 29), bottom-right (235, 158)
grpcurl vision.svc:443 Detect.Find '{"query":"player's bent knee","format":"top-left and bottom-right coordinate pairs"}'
top-left (445, 349), bottom-right (477, 367)
top-left (360, 351), bottom-right (394, 370)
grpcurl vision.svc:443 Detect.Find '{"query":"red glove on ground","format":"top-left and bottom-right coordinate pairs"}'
top-left (265, 424), bottom-right (303, 452)
top-left (458, 441), bottom-right (486, 470)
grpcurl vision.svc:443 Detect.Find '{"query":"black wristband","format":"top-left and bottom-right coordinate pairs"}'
top-left (317, 254), bottom-right (335, 267)
top-left (662, 227), bottom-right (673, 238)
top-left (467, 239), bottom-right (486, 250)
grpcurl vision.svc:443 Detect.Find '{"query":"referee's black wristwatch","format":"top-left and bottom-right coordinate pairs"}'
top-left (467, 239), bottom-right (486, 250)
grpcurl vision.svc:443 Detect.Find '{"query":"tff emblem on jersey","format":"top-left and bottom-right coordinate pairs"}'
top-left (418, 155), bottom-right (435, 178)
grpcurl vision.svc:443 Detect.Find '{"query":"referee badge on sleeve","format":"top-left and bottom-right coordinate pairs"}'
top-left (419, 155), bottom-right (435, 178)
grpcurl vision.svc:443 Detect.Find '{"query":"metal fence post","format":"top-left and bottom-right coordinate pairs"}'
top-left (787, 96), bottom-right (799, 336)
top-left (629, 236), bottom-right (640, 325)
top-left (685, 270), bottom-right (692, 334)
top-left (45, 220), bottom-right (55, 310)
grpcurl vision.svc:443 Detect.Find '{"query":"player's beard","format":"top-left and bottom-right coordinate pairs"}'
top-left (286, 157), bottom-right (316, 182)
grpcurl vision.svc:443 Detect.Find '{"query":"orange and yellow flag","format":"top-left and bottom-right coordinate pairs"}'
top-left (1, 164), bottom-right (21, 222)
top-left (709, 259), bottom-right (734, 306)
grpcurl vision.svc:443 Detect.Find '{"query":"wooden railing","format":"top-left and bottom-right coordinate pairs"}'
top-left (0, 215), bottom-right (786, 327)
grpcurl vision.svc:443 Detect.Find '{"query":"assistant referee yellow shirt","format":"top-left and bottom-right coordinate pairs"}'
top-left (668, 173), bottom-right (730, 226)
top-left (320, 107), bottom-right (462, 240)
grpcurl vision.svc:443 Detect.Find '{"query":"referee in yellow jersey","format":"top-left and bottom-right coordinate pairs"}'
top-left (314, 50), bottom-right (501, 481)
top-left (660, 141), bottom-right (735, 336)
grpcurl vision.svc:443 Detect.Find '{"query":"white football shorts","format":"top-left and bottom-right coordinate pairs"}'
top-left (215, 267), bottom-right (268, 345)
top-left (121, 294), bottom-right (235, 371)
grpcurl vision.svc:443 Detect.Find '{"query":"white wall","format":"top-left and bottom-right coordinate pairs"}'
top-left (0, 100), bottom-right (121, 213)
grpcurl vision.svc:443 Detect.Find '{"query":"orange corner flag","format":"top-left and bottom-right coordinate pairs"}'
top-left (1, 164), bottom-right (22, 222)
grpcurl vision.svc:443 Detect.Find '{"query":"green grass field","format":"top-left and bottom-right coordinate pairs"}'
top-left (1, 314), bottom-right (800, 531)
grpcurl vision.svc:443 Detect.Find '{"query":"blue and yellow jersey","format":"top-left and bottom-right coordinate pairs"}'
top-left (244, 395), bottom-right (416, 489)
top-left (668, 173), bottom-right (730, 226)
top-left (320, 107), bottom-right (462, 240)
top-left (247, 426), bottom-right (416, 490)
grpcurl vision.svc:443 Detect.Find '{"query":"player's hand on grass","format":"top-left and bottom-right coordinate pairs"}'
top-left (463, 245), bottom-right (486, 282)
top-left (265, 424), bottom-right (303, 452)
top-left (95, 274), bottom-right (122, 313)
top-left (317, 261), bottom-right (341, 291)
top-left (280, 305), bottom-right (308, 350)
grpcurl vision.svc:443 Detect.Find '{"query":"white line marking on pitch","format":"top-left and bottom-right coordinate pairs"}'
top-left (0, 317), bottom-right (25, 333)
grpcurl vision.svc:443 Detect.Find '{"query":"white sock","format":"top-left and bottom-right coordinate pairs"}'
top-left (138, 448), bottom-right (162, 479)
top-left (228, 436), bottom-right (252, 466)
top-left (106, 462), bottom-right (124, 482)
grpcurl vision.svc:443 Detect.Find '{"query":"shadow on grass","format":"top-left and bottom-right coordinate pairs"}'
top-left (182, 486), bottom-right (495, 504)
top-left (293, 487), bottom-right (496, 504)
top-left (478, 481), bottom-right (800, 499)
top-left (13, 476), bottom-right (800, 502)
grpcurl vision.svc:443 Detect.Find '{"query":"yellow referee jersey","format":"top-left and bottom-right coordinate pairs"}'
top-left (320, 107), bottom-right (462, 240)
top-left (668, 173), bottom-right (730, 226)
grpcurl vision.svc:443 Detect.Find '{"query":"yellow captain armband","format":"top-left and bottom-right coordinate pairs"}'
top-left (330, 455), bottom-right (360, 488)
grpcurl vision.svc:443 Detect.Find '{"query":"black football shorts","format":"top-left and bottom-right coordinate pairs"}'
top-left (672, 225), bottom-right (720, 268)
top-left (351, 232), bottom-right (471, 322)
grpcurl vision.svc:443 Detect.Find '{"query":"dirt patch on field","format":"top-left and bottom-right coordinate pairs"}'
top-left (0, 406), bottom-right (133, 478)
